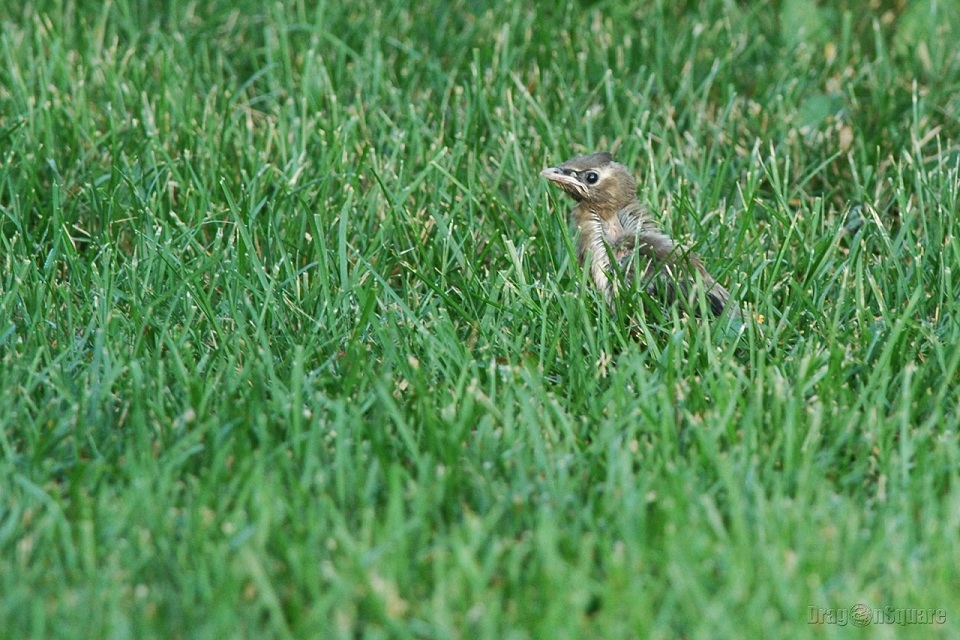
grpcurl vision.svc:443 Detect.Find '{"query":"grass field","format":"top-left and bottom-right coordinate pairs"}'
top-left (2, 0), bottom-right (960, 638)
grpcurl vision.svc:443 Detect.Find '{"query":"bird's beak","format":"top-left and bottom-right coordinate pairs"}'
top-left (540, 167), bottom-right (564, 181)
top-left (541, 167), bottom-right (587, 199)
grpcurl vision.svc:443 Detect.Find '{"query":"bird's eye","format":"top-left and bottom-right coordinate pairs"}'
top-left (584, 171), bottom-right (599, 185)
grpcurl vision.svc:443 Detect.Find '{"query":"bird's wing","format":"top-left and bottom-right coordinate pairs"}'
top-left (609, 230), bottom-right (739, 319)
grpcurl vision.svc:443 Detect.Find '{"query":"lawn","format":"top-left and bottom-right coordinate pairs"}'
top-left (2, 0), bottom-right (960, 638)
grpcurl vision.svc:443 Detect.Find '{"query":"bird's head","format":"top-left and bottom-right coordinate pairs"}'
top-left (541, 152), bottom-right (637, 211)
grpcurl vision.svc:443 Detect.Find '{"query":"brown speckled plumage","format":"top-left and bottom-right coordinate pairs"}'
top-left (541, 152), bottom-right (740, 319)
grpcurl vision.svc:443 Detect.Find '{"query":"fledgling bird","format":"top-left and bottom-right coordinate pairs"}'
top-left (541, 152), bottom-right (740, 320)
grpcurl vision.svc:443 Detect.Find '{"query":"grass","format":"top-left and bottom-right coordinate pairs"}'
top-left (2, 0), bottom-right (960, 637)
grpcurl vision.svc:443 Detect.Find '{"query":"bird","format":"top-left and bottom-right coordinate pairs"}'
top-left (541, 152), bottom-right (740, 321)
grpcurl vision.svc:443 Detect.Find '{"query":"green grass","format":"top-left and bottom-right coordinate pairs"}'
top-left (2, 0), bottom-right (960, 637)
